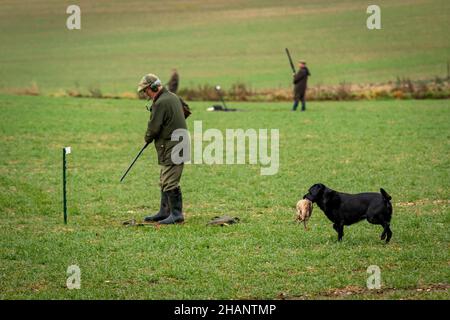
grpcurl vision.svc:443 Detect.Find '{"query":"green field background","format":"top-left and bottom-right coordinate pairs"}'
top-left (0, 95), bottom-right (449, 299)
top-left (0, 0), bottom-right (449, 94)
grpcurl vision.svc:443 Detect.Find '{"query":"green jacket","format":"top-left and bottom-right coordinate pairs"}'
top-left (145, 88), bottom-right (188, 165)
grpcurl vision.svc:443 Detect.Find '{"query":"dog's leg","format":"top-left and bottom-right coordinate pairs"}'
top-left (337, 223), bottom-right (344, 241)
top-left (333, 223), bottom-right (344, 241)
top-left (384, 223), bottom-right (392, 243)
top-left (303, 220), bottom-right (307, 230)
top-left (380, 229), bottom-right (387, 240)
top-left (379, 221), bottom-right (392, 243)
top-left (367, 213), bottom-right (388, 241)
top-left (333, 223), bottom-right (338, 233)
top-left (380, 220), bottom-right (387, 240)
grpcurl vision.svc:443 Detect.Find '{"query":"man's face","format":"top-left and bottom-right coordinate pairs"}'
top-left (142, 82), bottom-right (162, 100)
top-left (142, 86), bottom-right (153, 99)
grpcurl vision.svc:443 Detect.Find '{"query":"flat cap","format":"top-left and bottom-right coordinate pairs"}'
top-left (137, 73), bottom-right (160, 93)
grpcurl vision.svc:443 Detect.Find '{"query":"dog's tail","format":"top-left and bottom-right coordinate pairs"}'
top-left (380, 188), bottom-right (391, 201)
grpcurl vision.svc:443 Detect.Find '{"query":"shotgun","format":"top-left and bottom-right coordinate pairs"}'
top-left (120, 142), bottom-right (150, 182)
top-left (285, 48), bottom-right (296, 74)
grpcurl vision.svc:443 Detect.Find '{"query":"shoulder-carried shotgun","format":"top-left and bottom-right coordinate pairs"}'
top-left (285, 48), bottom-right (296, 74)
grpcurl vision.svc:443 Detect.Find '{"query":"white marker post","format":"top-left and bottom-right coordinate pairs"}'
top-left (63, 147), bottom-right (71, 224)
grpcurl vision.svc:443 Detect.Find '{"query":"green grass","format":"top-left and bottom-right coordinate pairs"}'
top-left (0, 0), bottom-right (449, 94)
top-left (0, 94), bottom-right (449, 299)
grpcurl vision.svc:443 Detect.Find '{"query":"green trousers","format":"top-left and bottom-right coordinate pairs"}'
top-left (159, 164), bottom-right (184, 192)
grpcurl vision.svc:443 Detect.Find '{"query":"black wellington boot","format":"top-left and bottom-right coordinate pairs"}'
top-left (144, 190), bottom-right (170, 222)
top-left (159, 187), bottom-right (184, 225)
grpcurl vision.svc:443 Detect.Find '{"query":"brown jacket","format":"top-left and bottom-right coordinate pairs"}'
top-left (167, 72), bottom-right (179, 93)
top-left (293, 67), bottom-right (311, 99)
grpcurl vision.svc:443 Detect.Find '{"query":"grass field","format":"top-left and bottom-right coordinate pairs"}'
top-left (0, 0), bottom-right (449, 94)
top-left (0, 94), bottom-right (448, 299)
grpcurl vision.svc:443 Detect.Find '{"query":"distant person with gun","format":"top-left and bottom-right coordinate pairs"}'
top-left (167, 68), bottom-right (180, 93)
top-left (292, 60), bottom-right (311, 112)
top-left (137, 73), bottom-right (188, 224)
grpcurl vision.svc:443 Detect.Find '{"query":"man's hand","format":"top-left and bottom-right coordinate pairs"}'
top-left (145, 135), bottom-right (153, 144)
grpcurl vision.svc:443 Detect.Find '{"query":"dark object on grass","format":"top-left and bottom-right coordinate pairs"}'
top-left (122, 219), bottom-right (159, 227)
top-left (207, 105), bottom-right (238, 112)
top-left (207, 216), bottom-right (240, 226)
top-left (207, 85), bottom-right (237, 112)
top-left (123, 219), bottom-right (137, 226)
top-left (303, 183), bottom-right (393, 243)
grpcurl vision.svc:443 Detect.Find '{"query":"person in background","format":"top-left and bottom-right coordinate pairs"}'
top-left (292, 60), bottom-right (311, 111)
top-left (167, 68), bottom-right (180, 94)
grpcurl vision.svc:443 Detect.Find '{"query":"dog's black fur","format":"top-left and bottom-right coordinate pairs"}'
top-left (303, 183), bottom-right (393, 243)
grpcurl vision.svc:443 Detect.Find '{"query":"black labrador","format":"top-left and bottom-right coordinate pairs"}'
top-left (303, 183), bottom-right (393, 243)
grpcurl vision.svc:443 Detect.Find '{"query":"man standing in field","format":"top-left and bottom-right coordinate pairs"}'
top-left (137, 73), bottom-right (188, 224)
top-left (292, 60), bottom-right (311, 111)
top-left (167, 68), bottom-right (180, 94)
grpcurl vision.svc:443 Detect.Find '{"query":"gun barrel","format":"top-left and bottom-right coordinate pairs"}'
top-left (285, 48), bottom-right (296, 73)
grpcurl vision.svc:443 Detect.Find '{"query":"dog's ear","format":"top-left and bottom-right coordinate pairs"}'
top-left (323, 189), bottom-right (340, 207)
top-left (309, 183), bottom-right (324, 195)
top-left (316, 183), bottom-right (327, 195)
